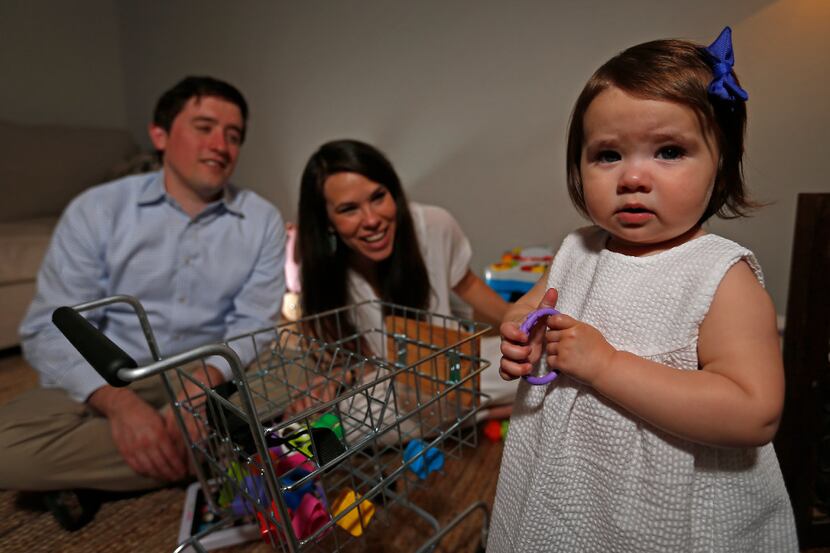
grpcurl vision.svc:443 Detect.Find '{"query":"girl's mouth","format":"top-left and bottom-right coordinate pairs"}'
top-left (616, 206), bottom-right (654, 224)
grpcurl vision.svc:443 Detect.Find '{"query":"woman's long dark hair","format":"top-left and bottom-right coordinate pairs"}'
top-left (297, 139), bottom-right (430, 346)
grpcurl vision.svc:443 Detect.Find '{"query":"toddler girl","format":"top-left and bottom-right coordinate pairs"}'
top-left (489, 27), bottom-right (798, 552)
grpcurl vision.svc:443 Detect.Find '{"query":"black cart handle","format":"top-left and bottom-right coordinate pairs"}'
top-left (52, 306), bottom-right (137, 388)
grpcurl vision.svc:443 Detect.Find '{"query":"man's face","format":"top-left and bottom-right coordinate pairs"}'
top-left (149, 96), bottom-right (244, 206)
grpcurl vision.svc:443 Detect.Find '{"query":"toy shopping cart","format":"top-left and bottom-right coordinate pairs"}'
top-left (53, 295), bottom-right (492, 552)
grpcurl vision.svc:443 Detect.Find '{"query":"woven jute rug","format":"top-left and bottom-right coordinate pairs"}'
top-left (0, 455), bottom-right (496, 553)
top-left (0, 487), bottom-right (191, 552)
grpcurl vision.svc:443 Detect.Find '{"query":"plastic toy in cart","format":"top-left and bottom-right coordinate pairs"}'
top-left (178, 480), bottom-right (260, 552)
top-left (485, 246), bottom-right (553, 301)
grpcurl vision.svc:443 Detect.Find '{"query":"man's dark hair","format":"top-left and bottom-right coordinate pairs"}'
top-left (153, 76), bottom-right (249, 142)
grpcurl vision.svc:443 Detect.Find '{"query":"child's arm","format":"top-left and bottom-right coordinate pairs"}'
top-left (499, 269), bottom-right (558, 381)
top-left (546, 260), bottom-right (784, 448)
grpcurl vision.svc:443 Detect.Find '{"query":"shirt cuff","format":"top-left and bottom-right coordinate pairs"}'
top-left (206, 354), bottom-right (233, 382)
top-left (61, 365), bottom-right (109, 403)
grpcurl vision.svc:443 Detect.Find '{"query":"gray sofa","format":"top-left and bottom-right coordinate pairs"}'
top-left (0, 120), bottom-right (139, 349)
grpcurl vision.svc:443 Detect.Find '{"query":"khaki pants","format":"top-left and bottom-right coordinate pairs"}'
top-left (0, 338), bottom-right (508, 492)
top-left (0, 350), bottom-right (305, 493)
top-left (0, 375), bottom-right (171, 492)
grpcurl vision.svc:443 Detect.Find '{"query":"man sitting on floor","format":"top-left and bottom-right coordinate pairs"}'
top-left (0, 76), bottom-right (286, 530)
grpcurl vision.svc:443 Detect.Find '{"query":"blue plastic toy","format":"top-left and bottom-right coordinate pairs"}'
top-left (403, 439), bottom-right (444, 479)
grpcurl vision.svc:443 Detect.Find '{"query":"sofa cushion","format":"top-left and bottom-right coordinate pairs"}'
top-left (0, 282), bottom-right (35, 349)
top-left (0, 120), bottom-right (137, 222)
top-left (0, 217), bottom-right (57, 285)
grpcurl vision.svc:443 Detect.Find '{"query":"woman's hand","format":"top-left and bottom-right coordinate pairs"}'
top-left (499, 288), bottom-right (559, 380)
top-left (285, 370), bottom-right (351, 416)
top-left (545, 313), bottom-right (617, 386)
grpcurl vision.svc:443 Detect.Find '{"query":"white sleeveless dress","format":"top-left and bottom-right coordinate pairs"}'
top-left (488, 227), bottom-right (798, 553)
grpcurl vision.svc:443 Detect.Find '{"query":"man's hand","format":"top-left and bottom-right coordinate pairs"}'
top-left (499, 288), bottom-right (559, 380)
top-left (161, 364), bottom-right (223, 465)
top-left (545, 313), bottom-right (617, 386)
top-left (88, 386), bottom-right (187, 482)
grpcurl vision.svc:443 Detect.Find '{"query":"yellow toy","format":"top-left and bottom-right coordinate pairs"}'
top-left (330, 488), bottom-right (376, 537)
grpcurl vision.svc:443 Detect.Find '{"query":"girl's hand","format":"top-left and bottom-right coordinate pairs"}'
top-left (499, 288), bottom-right (559, 380)
top-left (545, 313), bottom-right (617, 385)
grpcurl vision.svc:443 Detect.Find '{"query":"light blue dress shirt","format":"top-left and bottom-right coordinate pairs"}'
top-left (20, 171), bottom-right (286, 402)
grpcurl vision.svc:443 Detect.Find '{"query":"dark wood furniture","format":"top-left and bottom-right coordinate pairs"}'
top-left (775, 193), bottom-right (830, 547)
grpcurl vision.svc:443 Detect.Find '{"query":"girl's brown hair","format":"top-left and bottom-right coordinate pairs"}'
top-left (566, 38), bottom-right (755, 223)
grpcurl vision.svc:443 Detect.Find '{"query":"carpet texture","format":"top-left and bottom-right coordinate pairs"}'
top-left (0, 453), bottom-right (497, 553)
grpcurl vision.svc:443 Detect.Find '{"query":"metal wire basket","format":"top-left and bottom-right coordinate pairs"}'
top-left (54, 296), bottom-right (492, 552)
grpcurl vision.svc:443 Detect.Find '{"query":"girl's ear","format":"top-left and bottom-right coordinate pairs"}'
top-left (147, 124), bottom-right (168, 152)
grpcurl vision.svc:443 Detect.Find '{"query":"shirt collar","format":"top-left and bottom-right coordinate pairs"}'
top-left (136, 171), bottom-right (166, 206)
top-left (136, 170), bottom-right (245, 218)
top-left (220, 185), bottom-right (245, 217)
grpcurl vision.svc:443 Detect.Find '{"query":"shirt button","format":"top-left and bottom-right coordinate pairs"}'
top-left (178, 297), bottom-right (186, 303)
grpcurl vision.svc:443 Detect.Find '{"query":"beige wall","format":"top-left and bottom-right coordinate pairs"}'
top-left (114, 0), bottom-right (830, 314)
top-left (0, 0), bottom-right (127, 128)
top-left (4, 0), bottom-right (830, 314)
top-left (707, 0), bottom-right (830, 314)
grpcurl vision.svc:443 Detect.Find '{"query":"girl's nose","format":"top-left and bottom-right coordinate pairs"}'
top-left (617, 163), bottom-right (652, 194)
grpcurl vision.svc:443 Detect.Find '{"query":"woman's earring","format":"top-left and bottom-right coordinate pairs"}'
top-left (328, 230), bottom-right (338, 253)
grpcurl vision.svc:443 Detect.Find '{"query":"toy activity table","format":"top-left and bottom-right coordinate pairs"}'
top-left (484, 246), bottom-right (553, 301)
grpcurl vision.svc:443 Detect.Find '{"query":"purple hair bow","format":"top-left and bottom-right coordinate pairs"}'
top-left (705, 26), bottom-right (748, 103)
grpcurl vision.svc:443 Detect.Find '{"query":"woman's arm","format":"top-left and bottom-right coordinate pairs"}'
top-left (546, 261), bottom-right (785, 447)
top-left (452, 269), bottom-right (510, 326)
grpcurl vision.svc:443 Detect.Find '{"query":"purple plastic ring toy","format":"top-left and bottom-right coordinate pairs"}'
top-left (519, 307), bottom-right (560, 385)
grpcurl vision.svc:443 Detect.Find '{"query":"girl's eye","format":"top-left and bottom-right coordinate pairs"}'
top-left (371, 189), bottom-right (388, 202)
top-left (596, 150), bottom-right (621, 163)
top-left (657, 146), bottom-right (685, 160)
